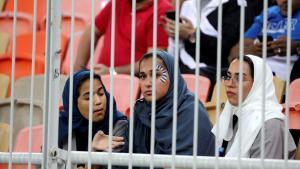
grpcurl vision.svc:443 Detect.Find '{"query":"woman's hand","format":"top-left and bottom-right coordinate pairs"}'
top-left (92, 130), bottom-right (125, 152)
top-left (161, 16), bottom-right (195, 40)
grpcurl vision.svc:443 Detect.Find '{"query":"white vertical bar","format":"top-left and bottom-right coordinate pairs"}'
top-left (237, 2), bottom-right (246, 169)
top-left (28, 0), bottom-right (38, 168)
top-left (108, 1), bottom-right (116, 169)
top-left (128, 1), bottom-right (136, 168)
top-left (47, 0), bottom-right (61, 168)
top-left (284, 0), bottom-right (292, 168)
top-left (261, 0), bottom-right (268, 168)
top-left (42, 0), bottom-right (52, 168)
top-left (150, 1), bottom-right (158, 169)
top-left (67, 0), bottom-right (76, 168)
top-left (215, 0), bottom-right (223, 169)
top-left (88, 0), bottom-right (96, 168)
top-left (8, 0), bottom-right (18, 168)
top-left (193, 1), bottom-right (201, 169)
top-left (171, 0), bottom-right (180, 169)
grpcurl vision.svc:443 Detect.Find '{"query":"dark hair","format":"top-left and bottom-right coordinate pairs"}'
top-left (237, 56), bottom-right (254, 79)
top-left (77, 73), bottom-right (102, 95)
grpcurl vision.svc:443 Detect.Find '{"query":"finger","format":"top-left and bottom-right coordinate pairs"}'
top-left (112, 136), bottom-right (124, 141)
top-left (97, 130), bottom-right (104, 135)
top-left (112, 141), bottom-right (125, 148)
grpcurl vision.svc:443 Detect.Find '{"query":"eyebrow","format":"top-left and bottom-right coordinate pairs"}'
top-left (227, 71), bottom-right (247, 76)
top-left (82, 86), bottom-right (103, 97)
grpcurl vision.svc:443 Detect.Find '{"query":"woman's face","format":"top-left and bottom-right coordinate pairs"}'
top-left (77, 79), bottom-right (107, 122)
top-left (139, 57), bottom-right (170, 102)
top-left (223, 59), bottom-right (254, 106)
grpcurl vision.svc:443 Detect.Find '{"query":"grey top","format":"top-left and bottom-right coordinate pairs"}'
top-left (226, 118), bottom-right (296, 159)
top-left (60, 120), bottom-right (128, 169)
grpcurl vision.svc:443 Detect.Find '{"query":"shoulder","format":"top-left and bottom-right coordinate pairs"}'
top-left (114, 120), bottom-right (128, 129)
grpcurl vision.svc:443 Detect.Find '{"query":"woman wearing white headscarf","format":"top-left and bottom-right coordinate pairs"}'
top-left (212, 55), bottom-right (296, 158)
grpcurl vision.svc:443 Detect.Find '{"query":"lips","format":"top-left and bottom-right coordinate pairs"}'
top-left (144, 90), bottom-right (152, 96)
top-left (226, 91), bottom-right (235, 97)
top-left (93, 108), bottom-right (103, 115)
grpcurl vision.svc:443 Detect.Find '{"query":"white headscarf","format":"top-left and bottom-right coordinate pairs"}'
top-left (211, 55), bottom-right (285, 158)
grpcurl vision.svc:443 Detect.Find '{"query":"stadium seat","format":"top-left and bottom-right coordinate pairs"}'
top-left (62, 32), bottom-right (104, 74)
top-left (182, 74), bottom-right (211, 102)
top-left (14, 125), bottom-right (43, 152)
top-left (0, 98), bottom-right (43, 144)
top-left (101, 74), bottom-right (140, 114)
top-left (273, 76), bottom-right (285, 103)
top-left (15, 74), bottom-right (68, 104)
top-left (296, 139), bottom-right (300, 160)
top-left (0, 73), bottom-right (10, 98)
top-left (204, 83), bottom-right (227, 125)
top-left (13, 125), bottom-right (43, 169)
top-left (0, 0), bottom-right (5, 11)
top-left (6, 31), bottom-right (69, 65)
top-left (0, 31), bottom-right (10, 55)
top-left (0, 122), bottom-right (10, 152)
top-left (40, 0), bottom-right (103, 36)
top-left (0, 12), bottom-right (33, 37)
top-left (0, 52), bottom-right (44, 80)
top-left (61, 32), bottom-right (83, 74)
top-left (290, 78), bottom-right (300, 103)
top-left (4, 0), bottom-right (46, 27)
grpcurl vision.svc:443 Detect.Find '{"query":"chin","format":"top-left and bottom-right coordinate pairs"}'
top-left (93, 116), bottom-right (105, 122)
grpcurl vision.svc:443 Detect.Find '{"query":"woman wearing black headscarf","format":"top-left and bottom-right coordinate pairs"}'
top-left (133, 50), bottom-right (214, 156)
top-left (58, 70), bottom-right (128, 168)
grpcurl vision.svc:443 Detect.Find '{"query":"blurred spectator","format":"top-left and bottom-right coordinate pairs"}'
top-left (230, 0), bottom-right (300, 80)
top-left (162, 0), bottom-right (265, 84)
top-left (74, 0), bottom-right (173, 75)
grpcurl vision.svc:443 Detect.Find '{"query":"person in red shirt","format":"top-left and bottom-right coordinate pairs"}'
top-left (74, 0), bottom-right (173, 75)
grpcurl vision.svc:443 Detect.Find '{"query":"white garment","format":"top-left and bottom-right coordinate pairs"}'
top-left (200, 0), bottom-right (247, 37)
top-left (167, 0), bottom-right (199, 69)
top-left (211, 55), bottom-right (285, 158)
top-left (267, 55), bottom-right (299, 80)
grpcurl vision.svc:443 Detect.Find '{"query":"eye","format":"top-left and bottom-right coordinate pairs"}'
top-left (97, 89), bottom-right (105, 96)
top-left (139, 73), bottom-right (146, 80)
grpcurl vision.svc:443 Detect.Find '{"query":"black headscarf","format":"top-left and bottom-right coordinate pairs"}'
top-left (133, 50), bottom-right (215, 155)
top-left (58, 70), bottom-right (126, 151)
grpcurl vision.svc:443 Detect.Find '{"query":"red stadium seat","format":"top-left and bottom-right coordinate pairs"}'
top-left (290, 78), bottom-right (300, 103)
top-left (101, 74), bottom-right (140, 114)
top-left (182, 74), bottom-right (211, 102)
top-left (13, 125), bottom-right (43, 169)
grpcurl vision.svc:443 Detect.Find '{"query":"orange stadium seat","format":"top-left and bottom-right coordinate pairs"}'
top-left (0, 52), bottom-right (44, 80)
top-left (182, 74), bottom-right (211, 103)
top-left (39, 0), bottom-right (103, 36)
top-left (6, 31), bottom-right (69, 64)
top-left (101, 74), bottom-right (140, 114)
top-left (0, 12), bottom-right (33, 37)
top-left (4, 0), bottom-right (46, 27)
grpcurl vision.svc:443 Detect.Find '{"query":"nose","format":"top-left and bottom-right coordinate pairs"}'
top-left (94, 94), bottom-right (101, 105)
top-left (145, 76), bottom-right (152, 87)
